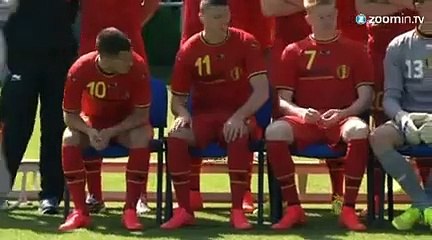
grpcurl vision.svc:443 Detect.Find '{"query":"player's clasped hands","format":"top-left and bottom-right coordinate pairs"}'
top-left (170, 113), bottom-right (192, 133)
top-left (319, 109), bottom-right (346, 128)
top-left (223, 115), bottom-right (248, 143)
top-left (87, 128), bottom-right (105, 151)
top-left (302, 108), bottom-right (321, 124)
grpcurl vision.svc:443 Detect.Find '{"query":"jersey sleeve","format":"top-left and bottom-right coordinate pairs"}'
top-left (243, 34), bottom-right (267, 79)
top-left (171, 46), bottom-right (192, 95)
top-left (63, 67), bottom-right (86, 113)
top-left (272, 44), bottom-right (299, 91)
top-left (353, 44), bottom-right (374, 88)
top-left (131, 62), bottom-right (151, 108)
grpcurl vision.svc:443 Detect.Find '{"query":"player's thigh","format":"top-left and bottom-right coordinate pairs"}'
top-left (168, 126), bottom-right (196, 146)
top-left (63, 127), bottom-right (89, 148)
top-left (116, 125), bottom-right (153, 148)
top-left (191, 114), bottom-right (220, 148)
top-left (340, 117), bottom-right (369, 142)
top-left (266, 116), bottom-right (317, 144)
top-left (369, 121), bottom-right (404, 154)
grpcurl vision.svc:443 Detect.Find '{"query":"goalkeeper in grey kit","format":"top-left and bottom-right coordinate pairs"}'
top-left (369, 0), bottom-right (432, 231)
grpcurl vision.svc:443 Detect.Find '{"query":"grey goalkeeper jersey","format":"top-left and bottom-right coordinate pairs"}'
top-left (383, 29), bottom-right (432, 119)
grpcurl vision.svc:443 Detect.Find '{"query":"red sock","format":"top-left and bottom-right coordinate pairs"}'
top-left (227, 136), bottom-right (251, 210)
top-left (326, 160), bottom-right (344, 199)
top-left (167, 137), bottom-right (192, 213)
top-left (125, 148), bottom-right (150, 210)
top-left (63, 145), bottom-right (87, 214)
top-left (344, 139), bottom-right (368, 208)
top-left (267, 141), bottom-right (299, 206)
top-left (190, 157), bottom-right (202, 192)
top-left (416, 158), bottom-right (431, 185)
top-left (84, 157), bottom-right (103, 201)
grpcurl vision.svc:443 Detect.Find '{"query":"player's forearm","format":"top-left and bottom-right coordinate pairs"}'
top-left (111, 108), bottom-right (149, 134)
top-left (355, 0), bottom-right (403, 16)
top-left (141, 0), bottom-right (160, 27)
top-left (383, 90), bottom-right (404, 120)
top-left (171, 95), bottom-right (190, 118)
top-left (261, 0), bottom-right (304, 17)
top-left (64, 112), bottom-right (91, 134)
top-left (233, 85), bottom-right (269, 120)
top-left (341, 85), bottom-right (373, 117)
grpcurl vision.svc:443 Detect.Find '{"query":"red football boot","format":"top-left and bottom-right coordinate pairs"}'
top-left (271, 205), bottom-right (306, 230)
top-left (230, 209), bottom-right (252, 230)
top-left (122, 209), bottom-right (143, 231)
top-left (339, 206), bottom-right (367, 231)
top-left (58, 210), bottom-right (91, 232)
top-left (160, 208), bottom-right (195, 230)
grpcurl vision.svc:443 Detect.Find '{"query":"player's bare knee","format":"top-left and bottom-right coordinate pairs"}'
top-left (369, 125), bottom-right (402, 154)
top-left (127, 126), bottom-right (150, 148)
top-left (62, 128), bottom-right (82, 146)
top-left (168, 127), bottom-right (195, 145)
top-left (342, 119), bottom-right (369, 141)
top-left (265, 120), bottom-right (294, 143)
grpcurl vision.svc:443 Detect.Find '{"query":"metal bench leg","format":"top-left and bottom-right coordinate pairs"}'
top-left (156, 150), bottom-right (163, 224)
top-left (366, 155), bottom-right (375, 224)
top-left (257, 150), bottom-right (264, 226)
top-left (164, 148), bottom-right (173, 222)
top-left (387, 174), bottom-right (394, 222)
top-left (297, 174), bottom-right (308, 195)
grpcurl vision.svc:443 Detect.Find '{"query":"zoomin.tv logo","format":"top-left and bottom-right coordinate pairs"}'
top-left (356, 13), bottom-right (424, 25)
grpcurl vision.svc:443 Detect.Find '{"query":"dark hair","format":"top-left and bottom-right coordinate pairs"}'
top-left (96, 27), bottom-right (131, 56)
top-left (200, 0), bottom-right (228, 11)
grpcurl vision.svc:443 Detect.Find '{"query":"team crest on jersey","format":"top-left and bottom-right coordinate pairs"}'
top-left (336, 65), bottom-right (350, 79)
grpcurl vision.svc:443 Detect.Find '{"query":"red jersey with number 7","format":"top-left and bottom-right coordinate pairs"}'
top-left (63, 51), bottom-right (151, 125)
top-left (272, 34), bottom-right (374, 111)
top-left (172, 28), bottom-right (267, 115)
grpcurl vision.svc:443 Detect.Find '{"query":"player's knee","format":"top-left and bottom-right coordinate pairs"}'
top-left (265, 120), bottom-right (293, 143)
top-left (369, 125), bottom-right (400, 153)
top-left (62, 128), bottom-right (81, 146)
top-left (168, 127), bottom-right (191, 140)
top-left (342, 120), bottom-right (369, 140)
top-left (127, 126), bottom-right (150, 148)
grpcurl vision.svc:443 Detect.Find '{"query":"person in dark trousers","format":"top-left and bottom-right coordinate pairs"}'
top-left (0, 0), bottom-right (79, 214)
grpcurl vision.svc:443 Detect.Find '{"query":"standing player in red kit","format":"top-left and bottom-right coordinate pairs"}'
top-left (60, 28), bottom-right (152, 231)
top-left (180, 0), bottom-right (274, 213)
top-left (267, 0), bottom-right (373, 231)
top-left (161, 0), bottom-right (269, 229)
top-left (355, 0), bottom-right (429, 215)
top-left (77, 0), bottom-right (160, 215)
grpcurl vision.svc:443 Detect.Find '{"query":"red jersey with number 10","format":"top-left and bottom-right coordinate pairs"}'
top-left (273, 34), bottom-right (374, 111)
top-left (63, 51), bottom-right (151, 125)
top-left (172, 28), bottom-right (266, 115)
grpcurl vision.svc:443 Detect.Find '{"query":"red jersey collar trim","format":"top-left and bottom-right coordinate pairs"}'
top-left (95, 55), bottom-right (117, 78)
top-left (200, 29), bottom-right (231, 47)
top-left (309, 31), bottom-right (340, 44)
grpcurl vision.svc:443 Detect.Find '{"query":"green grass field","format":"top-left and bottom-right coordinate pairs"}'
top-left (2, 93), bottom-right (431, 239)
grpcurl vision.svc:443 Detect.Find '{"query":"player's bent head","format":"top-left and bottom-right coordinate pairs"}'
top-left (199, 0), bottom-right (230, 32)
top-left (415, 0), bottom-right (432, 16)
top-left (304, 0), bottom-right (337, 32)
top-left (96, 27), bottom-right (133, 74)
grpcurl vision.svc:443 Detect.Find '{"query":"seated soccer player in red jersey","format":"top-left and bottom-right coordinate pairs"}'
top-left (78, 0), bottom-right (159, 215)
top-left (181, 0), bottom-right (274, 213)
top-left (59, 28), bottom-right (152, 232)
top-left (267, 0), bottom-right (374, 231)
top-left (355, 0), bottom-right (424, 216)
top-left (161, 0), bottom-right (269, 230)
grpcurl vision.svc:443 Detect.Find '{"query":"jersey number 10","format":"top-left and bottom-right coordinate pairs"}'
top-left (405, 60), bottom-right (424, 79)
top-left (86, 81), bottom-right (107, 98)
top-left (195, 55), bottom-right (212, 76)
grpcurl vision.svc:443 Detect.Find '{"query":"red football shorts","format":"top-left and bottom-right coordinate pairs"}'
top-left (279, 115), bottom-right (360, 151)
top-left (192, 112), bottom-right (262, 149)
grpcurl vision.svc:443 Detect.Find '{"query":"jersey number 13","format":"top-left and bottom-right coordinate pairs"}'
top-left (405, 60), bottom-right (424, 79)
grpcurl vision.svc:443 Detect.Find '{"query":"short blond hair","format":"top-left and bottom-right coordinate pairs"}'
top-left (303, 0), bottom-right (335, 10)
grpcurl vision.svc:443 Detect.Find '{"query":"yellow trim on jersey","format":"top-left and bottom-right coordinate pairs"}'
top-left (356, 82), bottom-right (374, 88)
top-left (309, 31), bottom-right (341, 44)
top-left (199, 30), bottom-right (231, 47)
top-left (135, 103), bottom-right (151, 108)
top-left (171, 90), bottom-right (190, 96)
top-left (248, 70), bottom-right (267, 80)
top-left (299, 76), bottom-right (334, 81)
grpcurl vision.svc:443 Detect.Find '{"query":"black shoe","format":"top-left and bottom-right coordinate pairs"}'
top-left (86, 195), bottom-right (106, 214)
top-left (39, 197), bottom-right (59, 215)
top-left (0, 198), bottom-right (9, 210)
